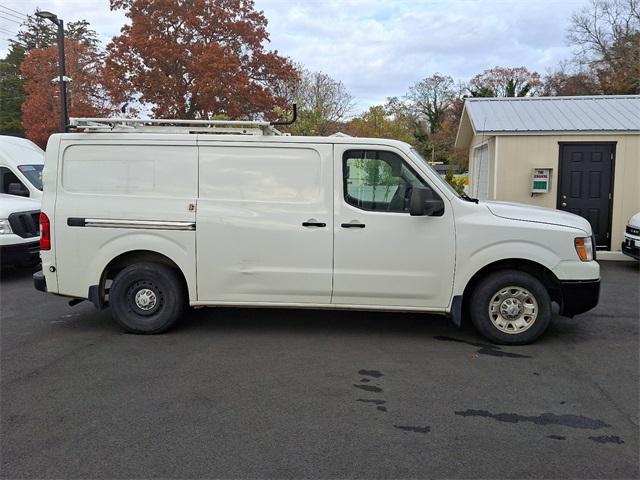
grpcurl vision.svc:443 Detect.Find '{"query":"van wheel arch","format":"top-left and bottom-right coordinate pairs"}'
top-left (96, 250), bottom-right (189, 309)
top-left (460, 259), bottom-right (562, 324)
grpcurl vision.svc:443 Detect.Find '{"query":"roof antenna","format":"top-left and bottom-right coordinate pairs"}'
top-left (270, 103), bottom-right (297, 126)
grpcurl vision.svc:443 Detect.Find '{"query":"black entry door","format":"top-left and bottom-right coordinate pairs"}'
top-left (558, 143), bottom-right (614, 249)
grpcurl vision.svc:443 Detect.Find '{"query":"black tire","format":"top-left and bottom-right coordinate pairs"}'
top-left (109, 262), bottom-right (184, 334)
top-left (469, 270), bottom-right (551, 345)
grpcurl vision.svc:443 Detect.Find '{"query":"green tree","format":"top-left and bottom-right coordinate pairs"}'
top-left (0, 12), bottom-right (101, 137)
top-left (468, 85), bottom-right (495, 97)
top-left (0, 45), bottom-right (27, 136)
top-left (347, 104), bottom-right (415, 144)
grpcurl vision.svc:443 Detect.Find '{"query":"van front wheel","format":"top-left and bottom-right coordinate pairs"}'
top-left (469, 270), bottom-right (551, 345)
top-left (110, 263), bottom-right (184, 334)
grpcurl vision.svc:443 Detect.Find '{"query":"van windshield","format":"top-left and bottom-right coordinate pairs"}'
top-left (408, 148), bottom-right (461, 198)
top-left (18, 164), bottom-right (43, 190)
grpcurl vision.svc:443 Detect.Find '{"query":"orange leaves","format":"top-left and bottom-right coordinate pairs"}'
top-left (105, 0), bottom-right (295, 119)
top-left (21, 39), bottom-right (113, 147)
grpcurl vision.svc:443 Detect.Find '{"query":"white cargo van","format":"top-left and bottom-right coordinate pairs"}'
top-left (33, 117), bottom-right (600, 344)
top-left (0, 135), bottom-right (45, 199)
top-left (0, 136), bottom-right (44, 267)
top-left (0, 194), bottom-right (40, 267)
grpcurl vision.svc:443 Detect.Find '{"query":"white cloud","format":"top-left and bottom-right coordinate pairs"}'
top-left (1, 0), bottom-right (590, 113)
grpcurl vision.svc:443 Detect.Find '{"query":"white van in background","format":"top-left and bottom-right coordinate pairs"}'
top-left (0, 136), bottom-right (43, 268)
top-left (33, 117), bottom-right (600, 345)
top-left (0, 194), bottom-right (40, 267)
top-left (0, 135), bottom-right (45, 199)
top-left (622, 212), bottom-right (640, 261)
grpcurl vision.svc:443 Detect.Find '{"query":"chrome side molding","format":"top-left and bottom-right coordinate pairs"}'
top-left (67, 217), bottom-right (195, 231)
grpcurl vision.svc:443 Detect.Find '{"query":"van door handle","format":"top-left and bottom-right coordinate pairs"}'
top-left (341, 222), bottom-right (366, 228)
top-left (302, 221), bottom-right (326, 227)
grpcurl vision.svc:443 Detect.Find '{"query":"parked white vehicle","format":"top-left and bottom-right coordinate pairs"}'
top-left (34, 117), bottom-right (600, 344)
top-left (0, 135), bottom-right (45, 199)
top-left (0, 194), bottom-right (40, 267)
top-left (622, 212), bottom-right (640, 261)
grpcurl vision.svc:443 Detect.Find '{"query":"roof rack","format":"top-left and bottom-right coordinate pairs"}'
top-left (68, 117), bottom-right (284, 135)
top-left (69, 104), bottom-right (298, 136)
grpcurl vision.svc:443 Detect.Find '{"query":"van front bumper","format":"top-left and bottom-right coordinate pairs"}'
top-left (558, 279), bottom-right (600, 317)
top-left (622, 238), bottom-right (640, 260)
top-left (0, 241), bottom-right (39, 267)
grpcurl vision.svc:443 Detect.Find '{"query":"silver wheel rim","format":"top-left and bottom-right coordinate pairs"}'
top-left (134, 288), bottom-right (157, 311)
top-left (488, 286), bottom-right (538, 334)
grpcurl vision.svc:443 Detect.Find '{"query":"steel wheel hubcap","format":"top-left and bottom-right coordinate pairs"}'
top-left (489, 286), bottom-right (538, 334)
top-left (134, 288), bottom-right (157, 311)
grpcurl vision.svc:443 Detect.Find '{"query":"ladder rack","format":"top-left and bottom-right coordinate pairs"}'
top-left (69, 117), bottom-right (285, 136)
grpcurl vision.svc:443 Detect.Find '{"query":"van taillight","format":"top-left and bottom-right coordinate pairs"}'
top-left (39, 212), bottom-right (51, 250)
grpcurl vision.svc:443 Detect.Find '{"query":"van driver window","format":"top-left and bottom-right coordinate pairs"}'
top-left (343, 150), bottom-right (433, 212)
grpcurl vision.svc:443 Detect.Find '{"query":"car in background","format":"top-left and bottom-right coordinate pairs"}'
top-left (0, 194), bottom-right (40, 268)
top-left (0, 135), bottom-right (45, 199)
top-left (622, 212), bottom-right (640, 261)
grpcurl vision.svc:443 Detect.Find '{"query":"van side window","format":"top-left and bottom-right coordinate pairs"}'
top-left (343, 150), bottom-right (434, 213)
top-left (0, 167), bottom-right (29, 197)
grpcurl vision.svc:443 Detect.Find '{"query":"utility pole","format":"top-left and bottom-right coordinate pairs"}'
top-left (35, 11), bottom-right (68, 133)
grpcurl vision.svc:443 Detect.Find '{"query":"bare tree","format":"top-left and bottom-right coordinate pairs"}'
top-left (568, 0), bottom-right (640, 93)
top-left (568, 0), bottom-right (639, 62)
top-left (406, 73), bottom-right (455, 133)
top-left (277, 67), bottom-right (354, 135)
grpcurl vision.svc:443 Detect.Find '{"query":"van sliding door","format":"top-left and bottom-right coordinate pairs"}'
top-left (196, 143), bottom-right (333, 304)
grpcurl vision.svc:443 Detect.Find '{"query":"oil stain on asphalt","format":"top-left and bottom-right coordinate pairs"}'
top-left (394, 425), bottom-right (431, 434)
top-left (354, 370), bottom-right (387, 412)
top-left (588, 435), bottom-right (625, 444)
top-left (353, 384), bottom-right (382, 393)
top-left (434, 336), bottom-right (532, 358)
top-left (454, 409), bottom-right (611, 429)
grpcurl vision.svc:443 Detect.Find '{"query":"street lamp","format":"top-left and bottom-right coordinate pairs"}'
top-left (35, 10), bottom-right (68, 133)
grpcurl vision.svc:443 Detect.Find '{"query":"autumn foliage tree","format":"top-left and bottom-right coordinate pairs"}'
top-left (346, 104), bottom-right (414, 144)
top-left (104, 0), bottom-right (296, 119)
top-left (469, 66), bottom-right (543, 97)
top-left (21, 39), bottom-right (113, 147)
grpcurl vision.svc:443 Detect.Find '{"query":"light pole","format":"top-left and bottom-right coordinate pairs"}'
top-left (35, 10), bottom-right (68, 133)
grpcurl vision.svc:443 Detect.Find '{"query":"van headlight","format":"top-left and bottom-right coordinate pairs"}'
top-left (0, 219), bottom-right (13, 235)
top-left (574, 236), bottom-right (594, 261)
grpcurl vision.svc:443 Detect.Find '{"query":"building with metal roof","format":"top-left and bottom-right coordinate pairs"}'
top-left (455, 95), bottom-right (640, 258)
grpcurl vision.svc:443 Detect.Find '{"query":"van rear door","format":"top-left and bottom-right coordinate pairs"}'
top-left (54, 137), bottom-right (198, 300)
top-left (196, 142), bottom-right (333, 304)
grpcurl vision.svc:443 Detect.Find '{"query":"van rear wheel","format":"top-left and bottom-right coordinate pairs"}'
top-left (110, 262), bottom-right (184, 334)
top-left (469, 270), bottom-right (551, 345)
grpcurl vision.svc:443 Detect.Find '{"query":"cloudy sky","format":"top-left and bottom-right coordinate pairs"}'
top-left (0, 0), bottom-right (589, 112)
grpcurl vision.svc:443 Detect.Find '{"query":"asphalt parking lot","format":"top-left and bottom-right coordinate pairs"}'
top-left (1, 261), bottom-right (638, 479)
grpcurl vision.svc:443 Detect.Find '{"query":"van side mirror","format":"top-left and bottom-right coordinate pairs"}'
top-left (8, 182), bottom-right (29, 197)
top-left (409, 187), bottom-right (444, 216)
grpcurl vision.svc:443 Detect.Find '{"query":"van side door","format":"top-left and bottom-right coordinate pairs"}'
top-left (332, 145), bottom-right (455, 309)
top-left (196, 142), bottom-right (333, 304)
